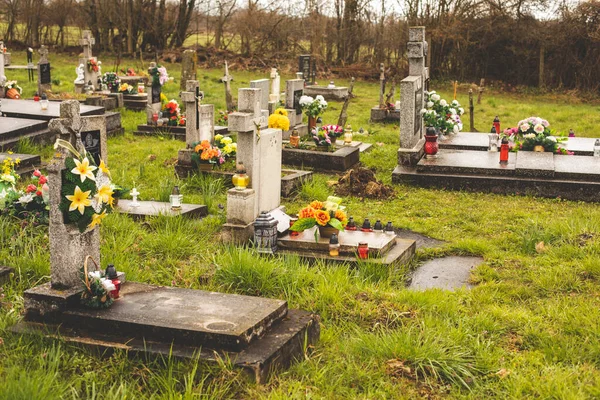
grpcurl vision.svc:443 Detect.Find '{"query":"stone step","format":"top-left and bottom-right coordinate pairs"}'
top-left (55, 282), bottom-right (289, 352)
top-left (12, 308), bottom-right (319, 384)
top-left (0, 118), bottom-right (49, 141)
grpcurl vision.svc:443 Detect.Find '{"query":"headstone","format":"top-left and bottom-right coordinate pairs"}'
top-left (46, 100), bottom-right (105, 289)
top-left (269, 68), bottom-right (280, 103)
top-left (38, 45), bottom-right (52, 95)
top-left (146, 62), bottom-right (162, 124)
top-left (221, 61), bottom-right (234, 112)
top-left (250, 79), bottom-right (270, 112)
top-left (181, 80), bottom-right (214, 146)
top-left (78, 30), bottom-right (99, 90)
top-left (180, 50), bottom-right (197, 91)
top-left (398, 26), bottom-right (428, 166)
top-left (285, 79), bottom-right (304, 127)
top-left (228, 88), bottom-right (267, 132)
top-left (298, 55), bottom-right (312, 84)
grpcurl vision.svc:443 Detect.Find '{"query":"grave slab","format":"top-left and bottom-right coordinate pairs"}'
top-left (115, 200), bottom-right (207, 220)
top-left (282, 145), bottom-right (360, 172)
top-left (13, 307), bottom-right (319, 384)
top-left (416, 149), bottom-right (516, 176)
top-left (409, 256), bottom-right (483, 291)
top-left (0, 117), bottom-right (51, 149)
top-left (57, 282), bottom-right (287, 352)
top-left (277, 237), bottom-right (416, 267)
top-left (0, 266), bottom-right (13, 283)
top-left (279, 227), bottom-right (397, 256)
top-left (303, 86), bottom-right (349, 101)
top-left (134, 124), bottom-right (228, 140)
top-left (554, 155), bottom-right (600, 181)
top-left (515, 151), bottom-right (554, 178)
top-left (0, 99), bottom-right (105, 120)
top-left (0, 153), bottom-right (42, 175)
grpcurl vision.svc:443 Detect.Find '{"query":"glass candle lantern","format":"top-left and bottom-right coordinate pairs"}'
top-left (493, 116), bottom-right (500, 136)
top-left (499, 138), bottom-right (509, 164)
top-left (33, 92), bottom-right (40, 102)
top-left (373, 220), bottom-right (383, 232)
top-left (105, 264), bottom-right (121, 299)
top-left (152, 113), bottom-right (159, 125)
top-left (357, 242), bottom-right (369, 259)
top-left (289, 218), bottom-right (299, 237)
top-left (344, 125), bottom-right (353, 145)
top-left (254, 211), bottom-right (278, 254)
top-left (232, 162), bottom-right (250, 190)
top-left (138, 82), bottom-right (145, 94)
top-left (289, 129), bottom-right (300, 148)
top-left (40, 94), bottom-right (49, 111)
top-left (170, 186), bottom-right (182, 210)
top-left (594, 139), bottom-right (600, 157)
top-left (488, 127), bottom-right (499, 152)
top-left (385, 222), bottom-right (395, 235)
top-left (346, 216), bottom-right (357, 231)
top-left (361, 218), bottom-right (373, 232)
top-left (329, 233), bottom-right (340, 256)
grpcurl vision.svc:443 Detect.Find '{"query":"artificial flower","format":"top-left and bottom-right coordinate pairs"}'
top-left (18, 193), bottom-right (34, 205)
top-left (95, 184), bottom-right (114, 204)
top-left (314, 210), bottom-right (331, 226)
top-left (71, 157), bottom-right (97, 183)
top-left (66, 186), bottom-right (92, 215)
top-left (88, 210), bottom-right (108, 229)
top-left (299, 206), bottom-right (315, 219)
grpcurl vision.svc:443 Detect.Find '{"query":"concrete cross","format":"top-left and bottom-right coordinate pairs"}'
top-left (79, 31), bottom-right (95, 59)
top-left (48, 100), bottom-right (108, 165)
top-left (379, 63), bottom-right (386, 108)
top-left (221, 61), bottom-right (234, 112)
top-left (39, 45), bottom-right (49, 63)
top-left (181, 80), bottom-right (211, 146)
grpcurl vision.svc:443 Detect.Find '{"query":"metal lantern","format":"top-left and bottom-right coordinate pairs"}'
top-left (254, 211), bottom-right (278, 254)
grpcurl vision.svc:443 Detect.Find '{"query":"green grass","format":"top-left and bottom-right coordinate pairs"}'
top-left (2, 53), bottom-right (600, 398)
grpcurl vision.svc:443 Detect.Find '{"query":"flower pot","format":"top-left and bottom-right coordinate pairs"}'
top-left (533, 145), bottom-right (545, 152)
top-left (318, 225), bottom-right (339, 239)
top-left (5, 88), bottom-right (20, 99)
top-left (424, 135), bottom-right (439, 158)
top-left (198, 163), bottom-right (213, 171)
top-left (308, 116), bottom-right (317, 130)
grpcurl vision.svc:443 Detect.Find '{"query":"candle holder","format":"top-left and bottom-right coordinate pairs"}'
top-left (329, 234), bottom-right (340, 257)
top-left (488, 127), bottom-right (499, 152)
top-left (170, 186), bottom-right (182, 210)
top-left (105, 264), bottom-right (121, 299)
top-left (40, 93), bottom-right (49, 111)
top-left (493, 116), bottom-right (501, 136)
top-left (361, 218), bottom-right (373, 232)
top-left (500, 137), bottom-right (509, 164)
top-left (346, 216), bottom-right (357, 231)
top-left (232, 162), bottom-right (250, 190)
top-left (343, 124), bottom-right (353, 145)
top-left (357, 242), bottom-right (369, 259)
top-left (289, 129), bottom-right (300, 148)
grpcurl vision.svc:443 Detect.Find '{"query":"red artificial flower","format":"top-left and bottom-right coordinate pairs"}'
top-left (26, 184), bottom-right (37, 193)
top-left (39, 175), bottom-right (47, 185)
top-left (33, 169), bottom-right (41, 177)
top-left (36, 190), bottom-right (42, 196)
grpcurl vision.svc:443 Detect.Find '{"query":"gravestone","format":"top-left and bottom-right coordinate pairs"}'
top-left (79, 30), bottom-right (99, 91)
top-left (180, 80), bottom-right (214, 146)
top-left (146, 62), bottom-right (162, 124)
top-left (180, 50), bottom-right (197, 91)
top-left (250, 79), bottom-right (270, 117)
top-left (269, 68), bottom-right (281, 111)
top-left (38, 45), bottom-right (51, 95)
top-left (298, 55), bottom-right (315, 85)
top-left (397, 26), bottom-right (428, 166)
top-left (221, 61), bottom-right (235, 112)
top-left (46, 101), bottom-right (105, 289)
top-left (225, 87), bottom-right (282, 242)
top-left (285, 79), bottom-right (305, 127)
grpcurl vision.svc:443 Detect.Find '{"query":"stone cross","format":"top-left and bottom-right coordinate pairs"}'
top-left (181, 80), bottom-right (214, 146)
top-left (228, 88), bottom-right (267, 134)
top-left (47, 100), bottom-right (105, 289)
top-left (269, 68), bottom-right (280, 103)
top-left (79, 30), bottom-right (99, 91)
top-left (379, 63), bottom-right (386, 108)
top-left (146, 62), bottom-right (162, 124)
top-left (398, 26), bottom-right (428, 167)
top-left (221, 61), bottom-right (234, 112)
top-left (0, 42), bottom-right (6, 87)
top-left (38, 45), bottom-right (52, 95)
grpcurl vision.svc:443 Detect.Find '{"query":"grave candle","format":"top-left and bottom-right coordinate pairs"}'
top-left (344, 125), bottom-right (353, 145)
top-left (40, 93), bottom-right (49, 111)
top-left (493, 116), bottom-right (500, 136)
top-left (373, 220), bottom-right (383, 232)
top-left (357, 242), bottom-right (369, 259)
top-left (289, 218), bottom-right (299, 237)
top-left (138, 82), bottom-right (145, 94)
top-left (346, 216), bottom-right (357, 231)
top-left (488, 127), bottom-right (499, 152)
top-left (232, 162), bottom-right (250, 190)
top-left (384, 222), bottom-right (394, 235)
top-left (170, 186), bottom-right (182, 210)
top-left (594, 139), bottom-right (600, 157)
top-left (361, 218), bottom-right (373, 232)
top-left (499, 137), bottom-right (509, 164)
top-left (105, 264), bottom-right (121, 299)
top-left (329, 234), bottom-right (340, 257)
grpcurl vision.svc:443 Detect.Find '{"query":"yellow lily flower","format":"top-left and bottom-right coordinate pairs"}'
top-left (71, 157), bottom-right (97, 183)
top-left (66, 186), bottom-right (92, 215)
top-left (95, 184), bottom-right (114, 204)
top-left (98, 160), bottom-right (111, 177)
top-left (88, 210), bottom-right (107, 229)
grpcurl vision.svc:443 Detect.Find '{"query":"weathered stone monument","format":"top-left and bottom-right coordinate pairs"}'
top-left (38, 45), bottom-right (52, 95)
top-left (180, 50), bottom-right (197, 90)
top-left (397, 26), bottom-right (429, 166)
top-left (180, 80), bottom-right (214, 146)
top-left (146, 62), bottom-right (162, 125)
top-left (221, 61), bottom-right (235, 112)
top-left (298, 54), bottom-right (315, 85)
top-left (224, 87), bottom-right (282, 242)
top-left (77, 31), bottom-right (99, 92)
top-left (250, 78), bottom-right (270, 119)
top-left (282, 78), bottom-right (306, 138)
top-left (269, 68), bottom-right (281, 113)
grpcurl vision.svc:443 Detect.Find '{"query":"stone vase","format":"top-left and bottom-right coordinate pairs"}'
top-left (533, 145), bottom-right (545, 152)
top-left (318, 225), bottom-right (339, 239)
top-left (308, 116), bottom-right (317, 130)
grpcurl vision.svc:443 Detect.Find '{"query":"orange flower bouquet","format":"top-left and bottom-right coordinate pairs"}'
top-left (290, 196), bottom-right (347, 240)
top-left (191, 140), bottom-right (225, 166)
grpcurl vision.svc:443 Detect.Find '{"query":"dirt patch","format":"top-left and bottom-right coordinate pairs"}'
top-left (335, 167), bottom-right (395, 199)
